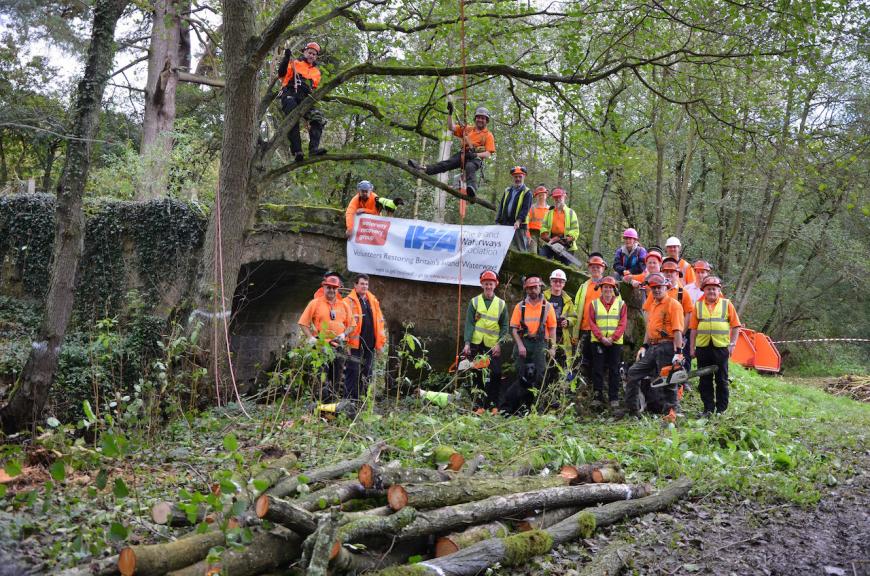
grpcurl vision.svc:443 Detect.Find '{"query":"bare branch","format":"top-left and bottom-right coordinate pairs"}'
top-left (323, 96), bottom-right (439, 140)
top-left (176, 69), bottom-right (226, 87)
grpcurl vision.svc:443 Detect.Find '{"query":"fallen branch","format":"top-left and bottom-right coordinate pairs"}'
top-left (118, 529), bottom-right (226, 576)
top-left (435, 521), bottom-right (509, 557)
top-left (256, 494), bottom-right (318, 534)
top-left (267, 441), bottom-right (386, 499)
top-left (387, 475), bottom-right (571, 511)
top-left (358, 463), bottom-right (455, 489)
top-left (305, 512), bottom-right (340, 576)
top-left (515, 506), bottom-right (581, 532)
top-left (165, 528), bottom-right (302, 576)
top-left (334, 506), bottom-right (417, 546)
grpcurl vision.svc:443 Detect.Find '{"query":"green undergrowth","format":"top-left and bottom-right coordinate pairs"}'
top-left (1, 365), bottom-right (867, 570)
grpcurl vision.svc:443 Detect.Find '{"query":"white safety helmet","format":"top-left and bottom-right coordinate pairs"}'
top-left (665, 236), bottom-right (682, 247)
top-left (550, 269), bottom-right (567, 282)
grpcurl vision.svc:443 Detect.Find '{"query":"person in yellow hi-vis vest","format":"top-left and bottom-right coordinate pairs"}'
top-left (588, 276), bottom-right (627, 409)
top-left (463, 270), bottom-right (509, 413)
top-left (573, 253), bottom-right (607, 370)
top-left (689, 276), bottom-right (741, 416)
top-left (539, 187), bottom-right (580, 264)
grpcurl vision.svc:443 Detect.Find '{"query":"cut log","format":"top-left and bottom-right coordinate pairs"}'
top-left (329, 536), bottom-right (430, 574)
top-left (387, 475), bottom-right (570, 511)
top-left (435, 521), bottom-right (509, 557)
top-left (150, 501), bottom-right (205, 527)
top-left (294, 480), bottom-right (369, 511)
top-left (305, 512), bottom-right (340, 576)
top-left (432, 446), bottom-right (465, 471)
top-left (579, 540), bottom-right (630, 576)
top-left (515, 506), bottom-right (581, 532)
top-left (118, 530), bottom-right (226, 576)
top-left (338, 505), bottom-right (392, 521)
top-left (256, 494), bottom-right (318, 535)
top-left (267, 441), bottom-right (386, 499)
top-left (333, 506), bottom-right (417, 549)
top-left (558, 461), bottom-right (624, 485)
top-left (166, 528), bottom-right (302, 576)
top-left (358, 463), bottom-right (455, 489)
top-left (369, 478), bottom-right (689, 575)
top-left (383, 482), bottom-right (652, 543)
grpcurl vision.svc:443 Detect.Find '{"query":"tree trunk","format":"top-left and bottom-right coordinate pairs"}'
top-left (590, 169), bottom-right (613, 253)
top-left (651, 96), bottom-right (665, 248)
top-left (674, 126), bottom-right (697, 238)
top-left (166, 528), bottom-right (302, 576)
top-left (387, 475), bottom-right (570, 511)
top-left (0, 0), bottom-right (128, 434)
top-left (256, 494), bottom-right (319, 534)
top-left (41, 140), bottom-right (60, 192)
top-left (139, 0), bottom-right (182, 199)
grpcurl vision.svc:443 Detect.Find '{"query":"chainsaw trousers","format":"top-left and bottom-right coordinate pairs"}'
top-left (316, 357), bottom-right (344, 403)
top-left (469, 342), bottom-right (502, 409)
top-left (425, 152), bottom-right (482, 195)
top-left (695, 345), bottom-right (730, 413)
top-left (591, 342), bottom-right (622, 402)
top-left (281, 91), bottom-right (326, 154)
top-left (625, 342), bottom-right (676, 414)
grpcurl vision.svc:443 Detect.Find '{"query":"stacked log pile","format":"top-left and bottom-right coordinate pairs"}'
top-left (76, 443), bottom-right (690, 576)
top-left (825, 374), bottom-right (870, 402)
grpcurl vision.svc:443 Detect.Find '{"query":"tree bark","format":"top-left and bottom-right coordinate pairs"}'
top-left (674, 125), bottom-right (697, 238)
top-left (387, 475), bottom-right (570, 511)
top-left (118, 529), bottom-right (226, 576)
top-left (139, 0), bottom-right (182, 199)
top-left (256, 494), bottom-right (319, 534)
top-left (435, 521), bottom-right (509, 557)
top-left (166, 528), bottom-right (302, 576)
top-left (515, 506), bottom-right (581, 532)
top-left (359, 463), bottom-right (456, 490)
top-left (0, 0), bottom-right (128, 434)
top-left (591, 169), bottom-right (613, 253)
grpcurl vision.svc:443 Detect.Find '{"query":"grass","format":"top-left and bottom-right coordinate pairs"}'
top-left (1, 364), bottom-right (868, 571)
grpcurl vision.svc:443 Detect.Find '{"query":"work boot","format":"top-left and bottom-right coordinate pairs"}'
top-left (310, 147), bottom-right (328, 156)
top-left (408, 159), bottom-right (424, 171)
top-left (464, 184), bottom-right (476, 198)
top-left (293, 151), bottom-right (304, 163)
top-left (609, 400), bottom-right (620, 411)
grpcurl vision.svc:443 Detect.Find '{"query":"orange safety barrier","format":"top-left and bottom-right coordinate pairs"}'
top-left (731, 327), bottom-right (782, 373)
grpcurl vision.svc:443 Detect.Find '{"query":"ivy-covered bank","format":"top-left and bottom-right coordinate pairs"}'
top-left (0, 193), bottom-right (207, 317)
top-left (0, 194), bottom-right (207, 419)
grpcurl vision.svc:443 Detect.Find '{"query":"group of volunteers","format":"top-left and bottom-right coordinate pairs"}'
top-left (284, 42), bottom-right (740, 420)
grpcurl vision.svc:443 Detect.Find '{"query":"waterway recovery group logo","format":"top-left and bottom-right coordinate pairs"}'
top-left (355, 218), bottom-right (390, 245)
top-left (403, 225), bottom-right (459, 252)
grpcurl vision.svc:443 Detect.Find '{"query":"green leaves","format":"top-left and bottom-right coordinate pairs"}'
top-left (223, 433), bottom-right (239, 452)
top-left (113, 478), bottom-right (129, 499)
top-left (49, 460), bottom-right (66, 482)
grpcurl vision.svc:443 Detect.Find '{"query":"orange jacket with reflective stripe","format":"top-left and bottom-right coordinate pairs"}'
top-left (526, 205), bottom-right (549, 231)
top-left (345, 193), bottom-right (380, 232)
top-left (346, 290), bottom-right (386, 350)
top-left (281, 59), bottom-right (321, 90)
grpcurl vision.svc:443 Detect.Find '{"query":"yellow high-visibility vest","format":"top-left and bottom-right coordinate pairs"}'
top-left (695, 298), bottom-right (731, 347)
top-left (471, 295), bottom-right (505, 347)
top-left (590, 297), bottom-right (624, 344)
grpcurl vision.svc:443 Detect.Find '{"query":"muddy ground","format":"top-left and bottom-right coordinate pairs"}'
top-left (521, 453), bottom-right (870, 576)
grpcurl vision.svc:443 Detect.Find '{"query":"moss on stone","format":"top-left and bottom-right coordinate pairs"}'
top-left (502, 529), bottom-right (554, 566)
top-left (370, 565), bottom-right (432, 576)
top-left (577, 511), bottom-right (597, 538)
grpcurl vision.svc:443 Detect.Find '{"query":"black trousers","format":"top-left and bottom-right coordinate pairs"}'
top-left (625, 342), bottom-right (675, 414)
top-left (695, 345), bottom-right (730, 413)
top-left (426, 152), bottom-right (482, 193)
top-left (280, 91), bottom-right (325, 154)
top-left (343, 344), bottom-right (374, 401)
top-left (590, 342), bottom-right (622, 402)
top-left (469, 342), bottom-right (502, 409)
top-left (317, 357), bottom-right (344, 403)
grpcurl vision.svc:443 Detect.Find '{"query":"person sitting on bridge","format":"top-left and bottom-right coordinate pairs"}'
top-left (504, 276), bottom-right (557, 413)
top-left (463, 270), bottom-right (509, 414)
top-left (344, 274), bottom-right (386, 402)
top-left (689, 276), bottom-right (740, 417)
top-left (299, 276), bottom-right (356, 401)
top-left (539, 187), bottom-right (580, 264)
top-left (407, 103), bottom-right (495, 197)
top-left (623, 273), bottom-right (685, 422)
top-left (346, 180), bottom-right (379, 238)
top-left (612, 228), bottom-right (647, 279)
top-left (278, 41), bottom-right (327, 163)
top-left (495, 166), bottom-right (532, 252)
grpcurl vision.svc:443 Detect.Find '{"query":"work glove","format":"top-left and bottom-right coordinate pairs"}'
top-left (336, 333), bottom-right (347, 342)
top-left (672, 353), bottom-right (684, 365)
top-left (446, 100), bottom-right (454, 115)
top-left (306, 336), bottom-right (318, 346)
top-left (636, 346), bottom-right (646, 361)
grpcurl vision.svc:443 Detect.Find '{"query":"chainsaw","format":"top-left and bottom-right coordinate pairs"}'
top-left (546, 241), bottom-right (584, 268)
top-left (650, 364), bottom-right (717, 388)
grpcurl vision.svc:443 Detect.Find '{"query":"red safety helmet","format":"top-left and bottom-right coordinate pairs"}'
top-left (479, 270), bottom-right (499, 285)
top-left (510, 166), bottom-right (527, 176)
top-left (523, 276), bottom-right (543, 289)
top-left (304, 42), bottom-right (321, 53)
top-left (701, 276), bottom-right (722, 289)
top-left (533, 185), bottom-right (548, 196)
top-left (587, 254), bottom-right (606, 268)
top-left (644, 273), bottom-right (669, 288)
top-left (645, 250), bottom-right (663, 263)
top-left (321, 276), bottom-right (341, 288)
top-left (551, 187), bottom-right (567, 199)
top-left (694, 260), bottom-right (712, 271)
top-left (623, 228), bottom-right (639, 239)
top-left (595, 276), bottom-right (618, 291)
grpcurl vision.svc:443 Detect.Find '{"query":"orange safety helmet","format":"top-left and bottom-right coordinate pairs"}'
top-left (510, 166), bottom-right (528, 176)
top-left (304, 42), bottom-right (321, 53)
top-left (479, 270), bottom-right (499, 285)
top-left (701, 276), bottom-right (723, 289)
top-left (523, 276), bottom-right (543, 289)
top-left (533, 185), bottom-right (548, 196)
top-left (594, 276), bottom-right (618, 291)
top-left (551, 187), bottom-right (567, 198)
top-left (661, 258), bottom-right (681, 273)
top-left (645, 249), bottom-right (663, 263)
top-left (693, 260), bottom-right (712, 271)
top-left (644, 273), bottom-right (669, 288)
top-left (587, 253), bottom-right (607, 268)
top-left (321, 276), bottom-right (341, 288)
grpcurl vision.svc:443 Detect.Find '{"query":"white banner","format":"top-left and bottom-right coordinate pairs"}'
top-left (347, 214), bottom-right (514, 286)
